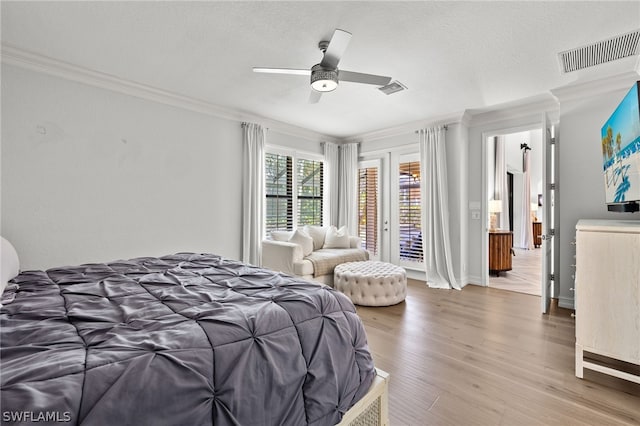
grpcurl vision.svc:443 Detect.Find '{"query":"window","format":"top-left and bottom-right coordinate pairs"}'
top-left (358, 166), bottom-right (378, 255)
top-left (297, 159), bottom-right (323, 226)
top-left (264, 152), bottom-right (323, 235)
top-left (399, 161), bottom-right (423, 262)
top-left (265, 153), bottom-right (292, 233)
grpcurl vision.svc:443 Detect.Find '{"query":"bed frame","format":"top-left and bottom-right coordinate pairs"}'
top-left (339, 369), bottom-right (389, 426)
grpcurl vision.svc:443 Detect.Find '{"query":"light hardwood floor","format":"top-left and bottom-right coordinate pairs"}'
top-left (356, 280), bottom-right (640, 426)
top-left (489, 247), bottom-right (542, 296)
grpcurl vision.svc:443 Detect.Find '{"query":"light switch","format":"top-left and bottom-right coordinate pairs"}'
top-left (469, 201), bottom-right (481, 210)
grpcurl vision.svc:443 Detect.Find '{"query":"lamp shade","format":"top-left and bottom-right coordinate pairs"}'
top-left (531, 202), bottom-right (538, 212)
top-left (489, 200), bottom-right (502, 213)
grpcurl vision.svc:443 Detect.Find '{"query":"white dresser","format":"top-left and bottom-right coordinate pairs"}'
top-left (575, 219), bottom-right (640, 384)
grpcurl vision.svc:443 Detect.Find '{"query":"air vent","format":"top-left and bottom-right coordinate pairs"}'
top-left (378, 81), bottom-right (407, 95)
top-left (558, 29), bottom-right (640, 74)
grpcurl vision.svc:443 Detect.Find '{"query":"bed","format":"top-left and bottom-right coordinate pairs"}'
top-left (1, 247), bottom-right (389, 426)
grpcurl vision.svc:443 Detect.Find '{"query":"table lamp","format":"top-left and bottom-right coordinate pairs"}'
top-left (489, 200), bottom-right (502, 231)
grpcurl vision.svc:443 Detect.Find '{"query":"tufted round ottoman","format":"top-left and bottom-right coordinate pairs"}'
top-left (334, 261), bottom-right (407, 306)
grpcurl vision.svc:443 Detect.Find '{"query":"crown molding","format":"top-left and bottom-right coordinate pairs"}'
top-left (345, 93), bottom-right (560, 143)
top-left (550, 70), bottom-right (640, 103)
top-left (1, 44), bottom-right (338, 143)
top-left (466, 94), bottom-right (559, 128)
top-left (344, 110), bottom-right (469, 143)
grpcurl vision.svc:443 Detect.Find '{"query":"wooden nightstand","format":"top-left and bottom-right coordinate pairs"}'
top-left (489, 230), bottom-right (512, 276)
top-left (533, 222), bottom-right (542, 248)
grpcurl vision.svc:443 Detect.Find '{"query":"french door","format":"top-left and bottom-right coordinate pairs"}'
top-left (359, 151), bottom-right (425, 271)
top-left (392, 153), bottom-right (424, 268)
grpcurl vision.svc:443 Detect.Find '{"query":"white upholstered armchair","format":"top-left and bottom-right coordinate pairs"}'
top-left (261, 225), bottom-right (369, 286)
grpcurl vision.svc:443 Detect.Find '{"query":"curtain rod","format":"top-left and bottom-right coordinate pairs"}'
top-left (321, 141), bottom-right (360, 146)
top-left (241, 122), bottom-right (269, 130)
top-left (414, 124), bottom-right (450, 134)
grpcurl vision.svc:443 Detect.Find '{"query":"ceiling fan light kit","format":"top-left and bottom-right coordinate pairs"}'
top-left (310, 65), bottom-right (338, 92)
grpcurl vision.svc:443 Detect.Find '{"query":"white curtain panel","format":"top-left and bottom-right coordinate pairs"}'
top-left (338, 143), bottom-right (359, 234)
top-left (241, 122), bottom-right (265, 265)
top-left (494, 136), bottom-right (511, 230)
top-left (419, 127), bottom-right (461, 290)
top-left (323, 142), bottom-right (340, 227)
top-left (518, 149), bottom-right (534, 249)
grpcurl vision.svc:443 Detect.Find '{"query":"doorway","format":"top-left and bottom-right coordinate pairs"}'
top-left (358, 149), bottom-right (428, 282)
top-left (487, 129), bottom-right (543, 296)
top-left (507, 171), bottom-right (514, 232)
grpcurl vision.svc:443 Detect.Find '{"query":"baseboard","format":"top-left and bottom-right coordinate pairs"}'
top-left (405, 268), bottom-right (427, 281)
top-left (466, 275), bottom-right (484, 286)
top-left (558, 296), bottom-right (575, 310)
top-left (405, 269), bottom-right (471, 288)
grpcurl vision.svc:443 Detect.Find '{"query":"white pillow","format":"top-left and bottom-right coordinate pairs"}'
top-left (271, 230), bottom-right (294, 241)
top-left (323, 226), bottom-right (351, 249)
top-left (1, 237), bottom-right (20, 295)
top-left (304, 225), bottom-right (328, 251)
top-left (288, 229), bottom-right (314, 257)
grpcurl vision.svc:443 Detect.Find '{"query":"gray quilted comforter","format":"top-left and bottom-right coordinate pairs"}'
top-left (0, 253), bottom-right (375, 425)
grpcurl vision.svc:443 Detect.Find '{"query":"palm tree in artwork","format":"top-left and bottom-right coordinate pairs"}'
top-left (603, 126), bottom-right (614, 185)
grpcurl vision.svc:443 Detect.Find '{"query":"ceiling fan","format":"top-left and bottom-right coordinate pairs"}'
top-left (253, 29), bottom-right (392, 103)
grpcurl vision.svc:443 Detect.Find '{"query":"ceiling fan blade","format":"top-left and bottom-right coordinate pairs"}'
top-left (320, 29), bottom-right (352, 69)
top-left (253, 67), bottom-right (311, 76)
top-left (309, 90), bottom-right (322, 104)
top-left (338, 70), bottom-right (392, 86)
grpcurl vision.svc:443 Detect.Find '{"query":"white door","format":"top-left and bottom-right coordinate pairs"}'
top-left (357, 159), bottom-right (382, 260)
top-left (391, 153), bottom-right (424, 269)
top-left (541, 113), bottom-right (557, 314)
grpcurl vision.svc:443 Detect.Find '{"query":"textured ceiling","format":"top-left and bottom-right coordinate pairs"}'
top-left (2, 1), bottom-right (639, 138)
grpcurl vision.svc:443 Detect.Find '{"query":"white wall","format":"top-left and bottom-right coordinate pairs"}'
top-left (553, 75), bottom-right (640, 308)
top-left (266, 131), bottom-right (323, 156)
top-left (1, 64), bottom-right (323, 270)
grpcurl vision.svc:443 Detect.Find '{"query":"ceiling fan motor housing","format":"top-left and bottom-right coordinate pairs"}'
top-left (310, 64), bottom-right (338, 92)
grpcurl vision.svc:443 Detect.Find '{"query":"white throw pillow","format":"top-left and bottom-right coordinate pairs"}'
top-left (323, 226), bottom-right (351, 249)
top-left (271, 230), bottom-right (294, 242)
top-left (1, 237), bottom-right (20, 295)
top-left (304, 225), bottom-right (328, 251)
top-left (288, 229), bottom-right (314, 257)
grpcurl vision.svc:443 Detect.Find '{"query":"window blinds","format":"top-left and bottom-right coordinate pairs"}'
top-left (358, 167), bottom-right (378, 255)
top-left (265, 153), bottom-right (293, 233)
top-left (399, 161), bottom-right (423, 262)
top-left (297, 159), bottom-right (323, 226)
top-left (265, 153), bottom-right (324, 235)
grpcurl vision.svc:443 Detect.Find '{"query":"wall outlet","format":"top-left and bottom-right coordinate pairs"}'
top-left (471, 211), bottom-right (481, 220)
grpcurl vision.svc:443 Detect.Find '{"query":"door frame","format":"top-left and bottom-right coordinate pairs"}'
top-left (481, 118), bottom-right (558, 313)
top-left (482, 125), bottom-right (537, 287)
top-left (541, 112), bottom-right (560, 313)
